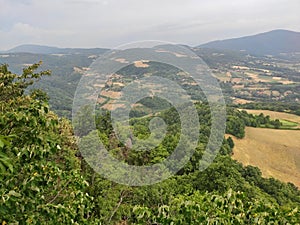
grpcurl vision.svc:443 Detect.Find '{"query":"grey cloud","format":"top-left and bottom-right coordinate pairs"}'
top-left (0, 0), bottom-right (299, 50)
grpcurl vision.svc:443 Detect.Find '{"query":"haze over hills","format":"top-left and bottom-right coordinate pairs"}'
top-left (2, 29), bottom-right (300, 118)
top-left (198, 29), bottom-right (300, 56)
top-left (3, 29), bottom-right (300, 56)
top-left (5, 44), bottom-right (109, 55)
top-left (2, 29), bottom-right (300, 223)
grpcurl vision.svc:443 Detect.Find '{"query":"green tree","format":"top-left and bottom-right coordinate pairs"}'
top-left (0, 63), bottom-right (98, 224)
top-left (227, 136), bottom-right (235, 149)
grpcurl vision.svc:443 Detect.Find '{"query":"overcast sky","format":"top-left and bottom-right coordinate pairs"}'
top-left (0, 0), bottom-right (299, 50)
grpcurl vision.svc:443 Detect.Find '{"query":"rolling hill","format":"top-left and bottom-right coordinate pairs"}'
top-left (6, 44), bottom-right (109, 55)
top-left (198, 29), bottom-right (300, 56)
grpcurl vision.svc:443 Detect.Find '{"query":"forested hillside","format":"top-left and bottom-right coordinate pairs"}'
top-left (199, 29), bottom-right (300, 56)
top-left (2, 41), bottom-right (300, 119)
top-left (1, 63), bottom-right (299, 224)
top-left (0, 51), bottom-right (105, 118)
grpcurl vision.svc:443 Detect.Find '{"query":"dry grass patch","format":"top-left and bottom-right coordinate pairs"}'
top-left (115, 58), bottom-right (129, 63)
top-left (100, 90), bottom-right (122, 99)
top-left (229, 127), bottom-right (300, 187)
top-left (134, 60), bottom-right (149, 68)
top-left (280, 80), bottom-right (295, 85)
top-left (232, 98), bottom-right (253, 104)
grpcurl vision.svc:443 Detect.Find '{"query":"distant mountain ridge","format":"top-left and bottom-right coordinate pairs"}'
top-left (3, 29), bottom-right (300, 56)
top-left (198, 29), bottom-right (300, 56)
top-left (6, 44), bottom-right (109, 55)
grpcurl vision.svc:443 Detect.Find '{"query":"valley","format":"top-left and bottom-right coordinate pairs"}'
top-left (1, 29), bottom-right (300, 223)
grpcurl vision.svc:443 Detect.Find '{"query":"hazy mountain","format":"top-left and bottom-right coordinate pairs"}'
top-left (198, 29), bottom-right (300, 56)
top-left (6, 44), bottom-right (109, 55)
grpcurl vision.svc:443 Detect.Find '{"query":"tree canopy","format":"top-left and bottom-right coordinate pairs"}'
top-left (0, 63), bottom-right (299, 224)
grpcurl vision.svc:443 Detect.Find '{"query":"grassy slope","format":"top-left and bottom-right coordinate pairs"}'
top-left (228, 127), bottom-right (300, 187)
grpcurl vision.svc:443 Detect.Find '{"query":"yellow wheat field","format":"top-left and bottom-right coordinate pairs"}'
top-left (228, 127), bottom-right (300, 187)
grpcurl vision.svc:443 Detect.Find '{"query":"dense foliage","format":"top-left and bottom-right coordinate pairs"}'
top-left (0, 63), bottom-right (98, 224)
top-left (1, 63), bottom-right (299, 224)
top-left (89, 104), bottom-right (300, 224)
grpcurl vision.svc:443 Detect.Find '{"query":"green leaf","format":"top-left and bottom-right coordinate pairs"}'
top-left (8, 190), bottom-right (21, 197)
top-left (0, 152), bottom-right (13, 173)
top-left (0, 135), bottom-right (13, 148)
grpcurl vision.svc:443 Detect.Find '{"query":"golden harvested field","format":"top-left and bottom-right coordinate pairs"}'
top-left (101, 102), bottom-right (126, 110)
top-left (100, 90), bottom-right (122, 99)
top-left (241, 109), bottom-right (300, 127)
top-left (134, 60), bottom-right (149, 68)
top-left (232, 98), bottom-right (253, 105)
top-left (229, 127), bottom-right (300, 187)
